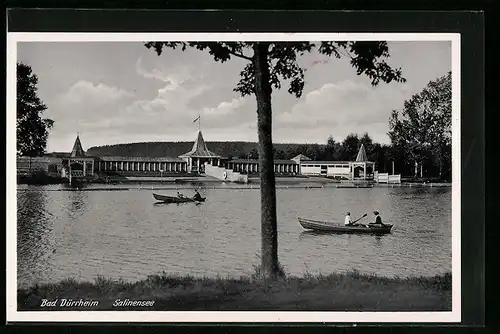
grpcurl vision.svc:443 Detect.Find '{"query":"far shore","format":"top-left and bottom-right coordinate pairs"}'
top-left (18, 270), bottom-right (451, 311)
top-left (17, 174), bottom-right (452, 188)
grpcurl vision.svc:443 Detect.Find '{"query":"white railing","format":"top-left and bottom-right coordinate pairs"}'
top-left (377, 172), bottom-right (389, 183)
top-left (375, 172), bottom-right (401, 184)
top-left (388, 174), bottom-right (401, 184)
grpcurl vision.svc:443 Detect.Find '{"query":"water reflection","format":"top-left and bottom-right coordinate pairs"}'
top-left (298, 230), bottom-right (393, 241)
top-left (17, 189), bottom-right (56, 285)
top-left (66, 191), bottom-right (89, 221)
top-left (298, 230), bottom-right (333, 240)
top-left (153, 202), bottom-right (204, 207)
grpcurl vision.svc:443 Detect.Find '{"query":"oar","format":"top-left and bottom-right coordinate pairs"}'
top-left (352, 213), bottom-right (368, 225)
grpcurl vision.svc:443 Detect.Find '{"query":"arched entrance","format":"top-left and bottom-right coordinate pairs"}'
top-left (353, 165), bottom-right (364, 178)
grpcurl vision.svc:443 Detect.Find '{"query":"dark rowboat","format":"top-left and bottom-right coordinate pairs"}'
top-left (153, 193), bottom-right (206, 204)
top-left (297, 217), bottom-right (393, 234)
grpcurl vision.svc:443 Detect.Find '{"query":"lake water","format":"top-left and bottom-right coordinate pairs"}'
top-left (16, 183), bottom-right (452, 289)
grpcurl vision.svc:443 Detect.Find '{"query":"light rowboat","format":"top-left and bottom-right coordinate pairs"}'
top-left (298, 217), bottom-right (393, 234)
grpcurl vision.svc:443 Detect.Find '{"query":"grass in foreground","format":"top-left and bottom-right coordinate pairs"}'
top-left (18, 270), bottom-right (451, 311)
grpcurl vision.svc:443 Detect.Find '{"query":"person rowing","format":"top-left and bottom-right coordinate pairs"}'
top-left (344, 212), bottom-right (368, 227)
top-left (193, 189), bottom-right (202, 201)
top-left (344, 212), bottom-right (353, 226)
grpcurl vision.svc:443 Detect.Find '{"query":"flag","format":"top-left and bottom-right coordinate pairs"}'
top-left (193, 115), bottom-right (200, 123)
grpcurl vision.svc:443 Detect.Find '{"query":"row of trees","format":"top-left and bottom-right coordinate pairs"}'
top-left (239, 133), bottom-right (382, 162)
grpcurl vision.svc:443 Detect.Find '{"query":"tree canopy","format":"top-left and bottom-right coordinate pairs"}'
top-left (17, 63), bottom-right (54, 156)
top-left (388, 71), bottom-right (451, 178)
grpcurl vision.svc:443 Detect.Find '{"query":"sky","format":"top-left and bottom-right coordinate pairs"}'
top-left (17, 41), bottom-right (451, 153)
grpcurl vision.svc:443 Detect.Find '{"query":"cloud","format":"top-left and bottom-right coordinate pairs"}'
top-left (276, 79), bottom-right (412, 143)
top-left (48, 80), bottom-right (135, 141)
top-left (124, 73), bottom-right (213, 125)
top-left (47, 56), bottom-right (253, 146)
top-left (135, 57), bottom-right (208, 85)
top-left (121, 60), bottom-right (252, 134)
top-left (203, 97), bottom-right (246, 116)
top-left (57, 80), bottom-right (134, 106)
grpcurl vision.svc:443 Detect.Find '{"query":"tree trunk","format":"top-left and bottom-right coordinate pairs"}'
top-left (253, 42), bottom-right (279, 279)
top-left (438, 147), bottom-right (443, 178)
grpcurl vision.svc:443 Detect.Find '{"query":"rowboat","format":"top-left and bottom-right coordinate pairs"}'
top-left (297, 217), bottom-right (393, 234)
top-left (152, 193), bottom-right (206, 204)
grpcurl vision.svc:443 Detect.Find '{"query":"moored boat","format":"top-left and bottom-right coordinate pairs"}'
top-left (153, 193), bottom-right (206, 204)
top-left (297, 217), bottom-right (393, 234)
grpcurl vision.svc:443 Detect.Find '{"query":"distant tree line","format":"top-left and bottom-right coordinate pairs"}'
top-left (87, 137), bottom-right (379, 163)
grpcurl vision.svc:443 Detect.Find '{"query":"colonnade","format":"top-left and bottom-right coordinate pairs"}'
top-left (95, 160), bottom-right (186, 172)
top-left (226, 161), bottom-right (299, 174)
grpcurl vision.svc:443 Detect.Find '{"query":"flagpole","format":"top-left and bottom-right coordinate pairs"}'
top-left (198, 114), bottom-right (201, 131)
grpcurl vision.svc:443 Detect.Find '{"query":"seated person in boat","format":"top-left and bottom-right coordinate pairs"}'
top-left (177, 190), bottom-right (184, 198)
top-left (193, 190), bottom-right (202, 201)
top-left (344, 212), bottom-right (353, 226)
top-left (369, 211), bottom-right (386, 227)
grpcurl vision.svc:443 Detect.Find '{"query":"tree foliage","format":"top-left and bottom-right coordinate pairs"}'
top-left (339, 133), bottom-right (360, 161)
top-left (17, 63), bottom-right (54, 156)
top-left (388, 72), bottom-right (451, 178)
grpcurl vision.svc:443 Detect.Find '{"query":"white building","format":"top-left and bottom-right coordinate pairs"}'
top-left (294, 144), bottom-right (375, 180)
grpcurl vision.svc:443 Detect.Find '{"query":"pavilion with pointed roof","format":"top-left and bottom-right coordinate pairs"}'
top-left (178, 131), bottom-right (225, 174)
top-left (350, 144), bottom-right (375, 180)
top-left (62, 134), bottom-right (96, 181)
top-left (71, 135), bottom-right (85, 158)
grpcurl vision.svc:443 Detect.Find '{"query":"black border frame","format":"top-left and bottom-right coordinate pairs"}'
top-left (4, 8), bottom-right (486, 330)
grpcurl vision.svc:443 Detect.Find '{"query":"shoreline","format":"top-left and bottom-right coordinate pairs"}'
top-left (16, 183), bottom-right (452, 192)
top-left (17, 175), bottom-right (452, 189)
top-left (18, 270), bottom-right (451, 311)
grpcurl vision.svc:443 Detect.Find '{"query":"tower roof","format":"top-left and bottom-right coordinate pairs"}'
top-left (355, 144), bottom-right (368, 162)
top-left (292, 154), bottom-right (312, 161)
top-left (70, 135), bottom-right (86, 158)
top-left (179, 131), bottom-right (220, 158)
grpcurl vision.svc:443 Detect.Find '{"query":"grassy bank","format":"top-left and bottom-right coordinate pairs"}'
top-left (18, 270), bottom-right (451, 311)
